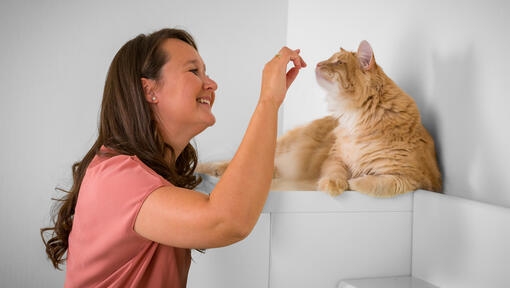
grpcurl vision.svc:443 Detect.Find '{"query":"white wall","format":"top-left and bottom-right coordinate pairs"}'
top-left (286, 0), bottom-right (510, 208)
top-left (412, 191), bottom-right (510, 287)
top-left (1, 0), bottom-right (509, 287)
top-left (0, 0), bottom-right (287, 287)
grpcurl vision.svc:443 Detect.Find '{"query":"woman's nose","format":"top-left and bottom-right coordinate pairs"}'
top-left (204, 76), bottom-right (218, 91)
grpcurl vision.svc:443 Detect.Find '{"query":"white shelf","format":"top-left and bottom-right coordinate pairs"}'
top-left (264, 190), bottom-right (414, 213)
top-left (338, 276), bottom-right (438, 288)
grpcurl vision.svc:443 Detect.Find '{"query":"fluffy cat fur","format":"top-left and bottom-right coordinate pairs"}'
top-left (197, 40), bottom-right (442, 197)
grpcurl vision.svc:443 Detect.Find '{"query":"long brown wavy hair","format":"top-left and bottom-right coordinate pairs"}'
top-left (40, 28), bottom-right (202, 270)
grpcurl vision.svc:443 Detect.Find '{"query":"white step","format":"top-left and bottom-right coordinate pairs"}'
top-left (338, 276), bottom-right (438, 288)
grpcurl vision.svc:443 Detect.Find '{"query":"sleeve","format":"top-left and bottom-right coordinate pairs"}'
top-left (67, 155), bottom-right (171, 286)
top-left (78, 155), bottom-right (169, 247)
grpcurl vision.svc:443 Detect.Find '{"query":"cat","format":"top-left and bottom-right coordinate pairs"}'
top-left (197, 40), bottom-right (442, 197)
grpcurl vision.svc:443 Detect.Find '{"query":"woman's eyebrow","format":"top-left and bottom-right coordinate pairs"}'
top-left (185, 59), bottom-right (206, 71)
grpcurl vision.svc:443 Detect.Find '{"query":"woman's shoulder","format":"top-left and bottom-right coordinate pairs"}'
top-left (87, 147), bottom-right (168, 186)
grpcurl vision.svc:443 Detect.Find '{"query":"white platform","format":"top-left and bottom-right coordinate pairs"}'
top-left (189, 179), bottom-right (510, 288)
top-left (266, 191), bottom-right (413, 288)
top-left (338, 276), bottom-right (438, 288)
top-left (412, 191), bottom-right (510, 288)
top-left (189, 186), bottom-right (414, 288)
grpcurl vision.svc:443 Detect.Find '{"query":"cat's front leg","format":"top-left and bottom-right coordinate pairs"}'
top-left (318, 157), bottom-right (350, 196)
top-left (348, 174), bottom-right (416, 197)
top-left (196, 161), bottom-right (230, 177)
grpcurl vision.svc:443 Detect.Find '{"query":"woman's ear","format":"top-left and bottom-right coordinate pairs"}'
top-left (141, 77), bottom-right (158, 103)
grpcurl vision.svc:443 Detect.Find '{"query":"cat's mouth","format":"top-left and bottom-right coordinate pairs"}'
top-left (316, 69), bottom-right (328, 80)
top-left (316, 68), bottom-right (335, 87)
top-left (315, 64), bottom-right (333, 79)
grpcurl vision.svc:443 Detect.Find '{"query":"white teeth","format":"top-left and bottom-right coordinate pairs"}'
top-left (198, 98), bottom-right (211, 105)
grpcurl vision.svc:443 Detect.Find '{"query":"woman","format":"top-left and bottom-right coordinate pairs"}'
top-left (41, 28), bottom-right (305, 287)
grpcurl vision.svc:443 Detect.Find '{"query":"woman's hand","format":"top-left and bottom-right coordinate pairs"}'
top-left (260, 47), bottom-right (307, 108)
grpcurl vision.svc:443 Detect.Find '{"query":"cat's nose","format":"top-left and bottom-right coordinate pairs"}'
top-left (316, 62), bottom-right (327, 71)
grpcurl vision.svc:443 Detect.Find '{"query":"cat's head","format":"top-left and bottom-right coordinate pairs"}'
top-left (316, 40), bottom-right (378, 112)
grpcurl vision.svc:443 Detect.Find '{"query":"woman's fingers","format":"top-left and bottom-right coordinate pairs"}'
top-left (273, 47), bottom-right (306, 88)
top-left (274, 48), bottom-right (306, 68)
top-left (288, 49), bottom-right (307, 69)
top-left (260, 46), bottom-right (306, 107)
top-left (286, 67), bottom-right (300, 89)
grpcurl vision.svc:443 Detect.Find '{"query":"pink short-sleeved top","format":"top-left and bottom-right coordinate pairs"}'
top-left (65, 148), bottom-right (191, 288)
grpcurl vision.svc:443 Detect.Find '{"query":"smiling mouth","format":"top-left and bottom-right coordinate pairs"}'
top-left (197, 97), bottom-right (211, 105)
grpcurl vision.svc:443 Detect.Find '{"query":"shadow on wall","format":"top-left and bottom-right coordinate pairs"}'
top-left (431, 45), bottom-right (478, 197)
top-left (395, 37), bottom-right (507, 206)
top-left (391, 31), bottom-right (445, 192)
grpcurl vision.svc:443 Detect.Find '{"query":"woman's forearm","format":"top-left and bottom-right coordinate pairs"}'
top-left (207, 47), bottom-right (305, 240)
top-left (209, 100), bottom-right (278, 235)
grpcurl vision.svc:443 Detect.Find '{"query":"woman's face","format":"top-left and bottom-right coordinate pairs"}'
top-left (149, 38), bottom-right (217, 149)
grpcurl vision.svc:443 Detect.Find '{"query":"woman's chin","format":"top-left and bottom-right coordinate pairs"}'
top-left (200, 115), bottom-right (216, 129)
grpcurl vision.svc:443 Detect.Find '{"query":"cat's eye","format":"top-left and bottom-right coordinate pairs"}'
top-left (335, 60), bottom-right (344, 65)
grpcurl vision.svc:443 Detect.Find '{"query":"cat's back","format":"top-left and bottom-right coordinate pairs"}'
top-left (276, 115), bottom-right (337, 152)
top-left (275, 116), bottom-right (337, 180)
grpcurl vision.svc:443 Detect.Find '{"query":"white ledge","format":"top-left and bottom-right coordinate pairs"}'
top-left (263, 190), bottom-right (414, 213)
top-left (196, 173), bottom-right (416, 214)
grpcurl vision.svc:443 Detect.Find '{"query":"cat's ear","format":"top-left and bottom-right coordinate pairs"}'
top-left (357, 40), bottom-right (375, 71)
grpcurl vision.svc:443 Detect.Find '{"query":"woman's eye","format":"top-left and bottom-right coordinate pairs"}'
top-left (190, 69), bottom-right (199, 75)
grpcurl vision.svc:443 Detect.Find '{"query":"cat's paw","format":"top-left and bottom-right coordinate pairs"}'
top-left (348, 175), bottom-right (412, 197)
top-left (348, 177), bottom-right (374, 195)
top-left (318, 177), bottom-right (348, 196)
top-left (196, 161), bottom-right (229, 177)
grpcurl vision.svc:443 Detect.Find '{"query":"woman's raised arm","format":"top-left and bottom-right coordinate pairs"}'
top-left (135, 48), bottom-right (306, 249)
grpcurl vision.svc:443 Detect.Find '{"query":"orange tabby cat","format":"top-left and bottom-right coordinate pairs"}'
top-left (197, 40), bottom-right (442, 197)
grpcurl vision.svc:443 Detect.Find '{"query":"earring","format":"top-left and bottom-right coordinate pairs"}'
top-left (151, 96), bottom-right (157, 102)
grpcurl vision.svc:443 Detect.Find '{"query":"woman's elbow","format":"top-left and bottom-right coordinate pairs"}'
top-left (234, 221), bottom-right (254, 241)
top-left (227, 220), bottom-right (253, 244)
top-left (215, 215), bottom-right (254, 246)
